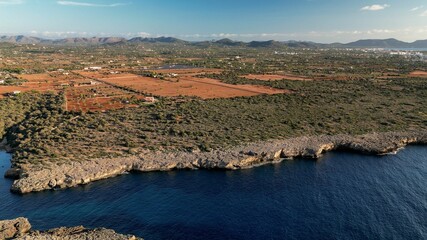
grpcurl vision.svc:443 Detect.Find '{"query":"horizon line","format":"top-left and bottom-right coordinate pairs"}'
top-left (1, 34), bottom-right (427, 45)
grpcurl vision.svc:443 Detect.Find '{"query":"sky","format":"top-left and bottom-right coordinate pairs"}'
top-left (0, 0), bottom-right (426, 43)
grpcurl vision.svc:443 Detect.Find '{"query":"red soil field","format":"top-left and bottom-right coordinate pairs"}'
top-left (242, 74), bottom-right (310, 81)
top-left (153, 68), bottom-right (222, 76)
top-left (409, 71), bottom-right (427, 77)
top-left (0, 73), bottom-right (65, 98)
top-left (94, 73), bottom-right (288, 99)
top-left (65, 84), bottom-right (140, 112)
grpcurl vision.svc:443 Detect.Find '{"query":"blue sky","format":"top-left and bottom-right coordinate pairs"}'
top-left (0, 0), bottom-right (426, 42)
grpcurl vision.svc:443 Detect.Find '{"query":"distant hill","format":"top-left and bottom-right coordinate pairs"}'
top-left (282, 40), bottom-right (324, 48)
top-left (0, 35), bottom-right (50, 44)
top-left (343, 38), bottom-right (410, 48)
top-left (53, 37), bottom-right (126, 44)
top-left (1, 35), bottom-right (427, 49)
top-left (248, 40), bottom-right (283, 48)
top-left (0, 36), bottom-right (126, 45)
top-left (411, 40), bottom-right (427, 48)
top-left (128, 37), bottom-right (186, 44)
top-left (214, 38), bottom-right (246, 47)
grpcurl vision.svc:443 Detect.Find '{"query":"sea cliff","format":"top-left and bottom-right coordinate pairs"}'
top-left (5, 131), bottom-right (427, 194)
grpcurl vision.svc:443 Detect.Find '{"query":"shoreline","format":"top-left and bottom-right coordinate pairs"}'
top-left (0, 138), bottom-right (12, 152)
top-left (0, 218), bottom-right (142, 239)
top-left (5, 131), bottom-right (427, 194)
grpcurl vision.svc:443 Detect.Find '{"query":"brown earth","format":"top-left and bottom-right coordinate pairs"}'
top-left (242, 74), bottom-right (310, 81)
top-left (409, 71), bottom-right (427, 77)
top-left (97, 74), bottom-right (288, 99)
top-left (65, 83), bottom-right (140, 112)
top-left (0, 71), bottom-right (141, 112)
top-left (76, 68), bottom-right (288, 99)
top-left (0, 72), bottom-right (84, 98)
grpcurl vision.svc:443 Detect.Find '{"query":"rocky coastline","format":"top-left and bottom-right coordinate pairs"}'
top-left (0, 217), bottom-right (142, 240)
top-left (0, 138), bottom-right (12, 152)
top-left (4, 131), bottom-right (427, 194)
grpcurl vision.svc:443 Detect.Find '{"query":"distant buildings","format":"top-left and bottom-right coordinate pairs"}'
top-left (84, 67), bottom-right (102, 71)
top-left (0, 80), bottom-right (5, 84)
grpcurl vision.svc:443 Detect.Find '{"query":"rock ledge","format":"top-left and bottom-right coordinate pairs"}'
top-left (0, 218), bottom-right (142, 240)
top-left (8, 131), bottom-right (427, 194)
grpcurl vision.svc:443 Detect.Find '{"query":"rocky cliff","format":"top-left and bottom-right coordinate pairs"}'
top-left (0, 218), bottom-right (141, 240)
top-left (6, 131), bottom-right (427, 194)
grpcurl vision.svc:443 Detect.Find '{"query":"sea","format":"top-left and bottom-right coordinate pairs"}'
top-left (0, 147), bottom-right (426, 240)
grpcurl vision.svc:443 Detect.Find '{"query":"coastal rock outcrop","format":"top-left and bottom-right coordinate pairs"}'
top-left (0, 218), bottom-right (142, 240)
top-left (0, 217), bottom-right (31, 239)
top-left (8, 131), bottom-right (427, 194)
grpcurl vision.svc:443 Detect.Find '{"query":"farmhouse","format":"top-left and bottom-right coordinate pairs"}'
top-left (84, 67), bottom-right (103, 71)
top-left (144, 97), bottom-right (156, 103)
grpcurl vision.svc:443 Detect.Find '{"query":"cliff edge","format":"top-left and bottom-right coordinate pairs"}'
top-left (7, 131), bottom-right (427, 194)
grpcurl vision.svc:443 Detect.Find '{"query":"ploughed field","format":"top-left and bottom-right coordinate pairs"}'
top-left (77, 68), bottom-right (289, 99)
top-left (0, 73), bottom-right (71, 99)
top-left (410, 71), bottom-right (427, 77)
top-left (242, 73), bottom-right (311, 81)
top-left (64, 84), bottom-right (143, 112)
top-left (0, 72), bottom-right (139, 111)
top-left (0, 68), bottom-right (289, 111)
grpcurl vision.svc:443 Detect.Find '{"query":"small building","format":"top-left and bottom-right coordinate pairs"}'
top-left (84, 67), bottom-right (102, 71)
top-left (13, 91), bottom-right (21, 95)
top-left (0, 80), bottom-right (5, 84)
top-left (144, 97), bottom-right (156, 103)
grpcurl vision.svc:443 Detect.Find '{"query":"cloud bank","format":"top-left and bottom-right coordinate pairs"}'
top-left (361, 4), bottom-right (390, 11)
top-left (0, 0), bottom-right (23, 5)
top-left (57, 1), bottom-right (129, 7)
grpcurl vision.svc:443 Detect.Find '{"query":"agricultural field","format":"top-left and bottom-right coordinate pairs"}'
top-left (77, 69), bottom-right (288, 99)
top-left (242, 73), bottom-right (311, 81)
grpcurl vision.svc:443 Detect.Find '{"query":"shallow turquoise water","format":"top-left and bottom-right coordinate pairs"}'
top-left (0, 147), bottom-right (426, 240)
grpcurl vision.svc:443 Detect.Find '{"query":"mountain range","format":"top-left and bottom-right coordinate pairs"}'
top-left (1, 35), bottom-right (427, 49)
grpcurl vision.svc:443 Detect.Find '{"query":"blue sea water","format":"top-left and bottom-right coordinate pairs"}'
top-left (0, 147), bottom-right (426, 240)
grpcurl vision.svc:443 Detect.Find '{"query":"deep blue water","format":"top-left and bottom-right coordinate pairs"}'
top-left (1, 147), bottom-right (427, 240)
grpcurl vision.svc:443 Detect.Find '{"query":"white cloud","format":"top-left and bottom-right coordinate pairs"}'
top-left (421, 10), bottom-right (427, 17)
top-left (410, 6), bottom-right (423, 11)
top-left (57, 1), bottom-right (129, 7)
top-left (361, 4), bottom-right (390, 11)
top-left (136, 32), bottom-right (151, 37)
top-left (0, 0), bottom-right (23, 5)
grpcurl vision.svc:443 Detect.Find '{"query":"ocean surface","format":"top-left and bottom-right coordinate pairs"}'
top-left (1, 147), bottom-right (426, 240)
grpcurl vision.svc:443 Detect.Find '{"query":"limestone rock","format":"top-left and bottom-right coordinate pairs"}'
top-left (0, 218), bottom-right (142, 240)
top-left (0, 217), bottom-right (31, 239)
top-left (16, 226), bottom-right (142, 240)
top-left (8, 131), bottom-right (427, 194)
